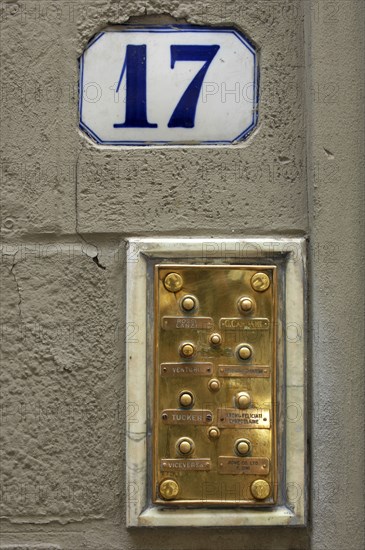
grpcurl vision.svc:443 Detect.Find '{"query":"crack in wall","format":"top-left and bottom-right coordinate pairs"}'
top-left (74, 150), bottom-right (106, 270)
top-left (0, 514), bottom-right (105, 526)
top-left (8, 260), bottom-right (23, 323)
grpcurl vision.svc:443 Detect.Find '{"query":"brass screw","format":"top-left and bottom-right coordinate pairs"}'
top-left (250, 479), bottom-right (271, 500)
top-left (159, 479), bottom-right (179, 500)
top-left (180, 343), bottom-right (195, 358)
top-left (164, 272), bottom-right (183, 292)
top-left (251, 272), bottom-right (270, 292)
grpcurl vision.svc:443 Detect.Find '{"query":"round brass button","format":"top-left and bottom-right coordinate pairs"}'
top-left (250, 479), bottom-right (271, 500)
top-left (237, 344), bottom-right (252, 360)
top-left (208, 378), bottom-right (221, 392)
top-left (180, 343), bottom-right (195, 358)
top-left (159, 479), bottom-right (179, 500)
top-left (164, 272), bottom-right (183, 292)
top-left (179, 391), bottom-right (194, 408)
top-left (235, 391), bottom-right (251, 409)
top-left (208, 426), bottom-right (220, 440)
top-left (251, 272), bottom-right (270, 292)
top-left (209, 332), bottom-right (222, 346)
top-left (176, 437), bottom-right (194, 456)
top-left (235, 438), bottom-right (251, 456)
top-left (181, 295), bottom-right (196, 311)
top-left (238, 297), bottom-right (254, 313)
top-left (179, 441), bottom-right (192, 454)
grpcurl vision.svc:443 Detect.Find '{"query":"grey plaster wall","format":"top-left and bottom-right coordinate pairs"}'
top-left (0, 1), bottom-right (364, 550)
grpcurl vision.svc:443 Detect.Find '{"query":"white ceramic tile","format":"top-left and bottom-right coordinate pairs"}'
top-left (79, 27), bottom-right (257, 145)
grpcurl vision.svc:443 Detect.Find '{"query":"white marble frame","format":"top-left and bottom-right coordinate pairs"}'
top-left (126, 237), bottom-right (307, 527)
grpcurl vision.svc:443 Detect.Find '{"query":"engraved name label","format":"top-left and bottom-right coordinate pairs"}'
top-left (162, 316), bottom-right (214, 330)
top-left (161, 409), bottom-right (213, 425)
top-left (218, 457), bottom-right (270, 475)
top-left (161, 459), bottom-right (211, 471)
top-left (219, 318), bottom-right (270, 330)
top-left (218, 365), bottom-right (270, 378)
top-left (160, 363), bottom-right (213, 376)
top-left (217, 408), bottom-right (271, 429)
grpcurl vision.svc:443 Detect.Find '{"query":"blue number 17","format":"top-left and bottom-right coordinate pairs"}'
top-left (114, 44), bottom-right (220, 129)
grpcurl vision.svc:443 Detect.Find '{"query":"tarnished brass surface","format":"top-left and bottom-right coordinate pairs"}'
top-left (153, 265), bottom-right (277, 506)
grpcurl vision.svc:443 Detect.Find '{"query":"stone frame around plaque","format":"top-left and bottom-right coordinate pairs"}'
top-left (125, 237), bottom-right (307, 527)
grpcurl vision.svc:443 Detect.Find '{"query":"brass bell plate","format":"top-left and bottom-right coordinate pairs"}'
top-left (153, 264), bottom-right (277, 506)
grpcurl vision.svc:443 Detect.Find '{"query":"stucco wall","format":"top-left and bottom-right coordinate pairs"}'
top-left (0, 1), bottom-right (364, 549)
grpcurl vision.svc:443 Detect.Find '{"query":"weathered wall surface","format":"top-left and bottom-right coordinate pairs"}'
top-left (0, 1), bottom-right (363, 550)
top-left (307, 0), bottom-right (365, 548)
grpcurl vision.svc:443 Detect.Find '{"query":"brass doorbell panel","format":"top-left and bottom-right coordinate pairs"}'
top-left (153, 264), bottom-right (277, 506)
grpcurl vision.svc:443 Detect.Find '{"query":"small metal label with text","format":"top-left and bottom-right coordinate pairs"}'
top-left (162, 317), bottom-right (214, 330)
top-left (218, 457), bottom-right (270, 475)
top-left (218, 365), bottom-right (270, 378)
top-left (217, 408), bottom-right (271, 429)
top-left (219, 318), bottom-right (270, 330)
top-left (160, 363), bottom-right (213, 376)
top-left (161, 409), bottom-right (213, 425)
top-left (161, 459), bottom-right (211, 471)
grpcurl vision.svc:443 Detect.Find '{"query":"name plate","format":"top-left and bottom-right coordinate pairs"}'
top-left (218, 457), bottom-right (270, 475)
top-left (218, 365), bottom-right (270, 378)
top-left (161, 459), bottom-right (211, 471)
top-left (162, 317), bottom-right (214, 330)
top-left (219, 318), bottom-right (270, 330)
top-left (161, 409), bottom-right (213, 425)
top-left (160, 363), bottom-right (213, 376)
top-left (217, 408), bottom-right (270, 429)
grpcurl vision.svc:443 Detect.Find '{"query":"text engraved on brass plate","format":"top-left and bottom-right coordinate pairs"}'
top-left (218, 457), bottom-right (270, 475)
top-left (161, 409), bottom-right (213, 425)
top-left (217, 408), bottom-right (271, 429)
top-left (161, 459), bottom-right (211, 471)
top-left (160, 363), bottom-right (213, 377)
top-left (218, 365), bottom-right (270, 378)
top-left (162, 316), bottom-right (214, 330)
top-left (219, 318), bottom-right (270, 330)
